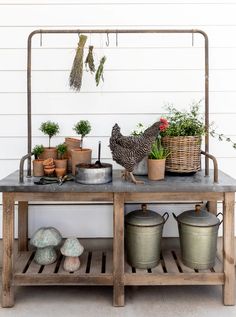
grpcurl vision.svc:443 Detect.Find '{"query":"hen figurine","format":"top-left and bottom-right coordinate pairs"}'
top-left (109, 119), bottom-right (168, 184)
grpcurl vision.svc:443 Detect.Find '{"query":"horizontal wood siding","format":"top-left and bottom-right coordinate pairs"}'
top-left (0, 0), bottom-right (235, 237)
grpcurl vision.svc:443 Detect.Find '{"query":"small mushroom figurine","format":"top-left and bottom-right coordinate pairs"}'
top-left (30, 227), bottom-right (62, 265)
top-left (60, 238), bottom-right (84, 272)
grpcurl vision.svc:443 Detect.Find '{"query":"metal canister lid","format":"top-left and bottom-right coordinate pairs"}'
top-left (177, 205), bottom-right (220, 227)
top-left (125, 204), bottom-right (164, 227)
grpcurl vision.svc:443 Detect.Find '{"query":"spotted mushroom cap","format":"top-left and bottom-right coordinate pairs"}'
top-left (30, 227), bottom-right (62, 248)
top-left (60, 238), bottom-right (84, 257)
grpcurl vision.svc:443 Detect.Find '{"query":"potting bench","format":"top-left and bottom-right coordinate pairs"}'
top-left (0, 169), bottom-right (235, 307)
top-left (1, 27), bottom-right (235, 308)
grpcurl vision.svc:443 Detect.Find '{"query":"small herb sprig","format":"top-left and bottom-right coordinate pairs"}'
top-left (95, 56), bottom-right (106, 86)
top-left (210, 130), bottom-right (236, 149)
top-left (85, 46), bottom-right (96, 73)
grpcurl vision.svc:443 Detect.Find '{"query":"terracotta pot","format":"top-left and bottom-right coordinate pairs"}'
top-left (55, 168), bottom-right (66, 178)
top-left (55, 159), bottom-right (67, 170)
top-left (148, 159), bottom-right (166, 181)
top-left (65, 138), bottom-right (81, 173)
top-left (33, 159), bottom-right (44, 177)
top-left (44, 167), bottom-right (55, 176)
top-left (43, 158), bottom-right (54, 167)
top-left (71, 148), bottom-right (92, 176)
top-left (39, 147), bottom-right (57, 160)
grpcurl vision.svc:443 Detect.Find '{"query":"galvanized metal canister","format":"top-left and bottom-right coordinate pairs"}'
top-left (125, 204), bottom-right (169, 269)
top-left (173, 205), bottom-right (223, 270)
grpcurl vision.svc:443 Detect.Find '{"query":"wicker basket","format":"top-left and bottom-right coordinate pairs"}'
top-left (162, 136), bottom-right (201, 173)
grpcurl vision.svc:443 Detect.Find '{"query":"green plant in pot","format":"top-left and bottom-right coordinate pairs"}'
top-left (39, 121), bottom-right (60, 160)
top-left (71, 120), bottom-right (92, 175)
top-left (161, 103), bottom-right (205, 174)
top-left (32, 145), bottom-right (45, 177)
top-left (148, 138), bottom-right (170, 180)
top-left (55, 143), bottom-right (68, 177)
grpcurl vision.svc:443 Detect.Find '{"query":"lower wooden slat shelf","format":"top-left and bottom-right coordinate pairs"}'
top-left (124, 246), bottom-right (224, 286)
top-left (14, 249), bottom-right (113, 286)
top-left (14, 239), bottom-right (224, 287)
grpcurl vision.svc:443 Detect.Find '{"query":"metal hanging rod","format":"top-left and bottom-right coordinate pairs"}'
top-left (29, 29), bottom-right (207, 35)
top-left (26, 28), bottom-right (209, 178)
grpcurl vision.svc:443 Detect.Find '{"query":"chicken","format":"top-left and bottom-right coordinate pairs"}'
top-left (109, 121), bottom-right (165, 184)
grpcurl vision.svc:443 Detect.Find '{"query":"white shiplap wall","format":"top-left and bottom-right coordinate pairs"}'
top-left (0, 0), bottom-right (235, 238)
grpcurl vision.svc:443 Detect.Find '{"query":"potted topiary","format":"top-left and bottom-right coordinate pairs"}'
top-left (148, 138), bottom-right (170, 180)
top-left (32, 144), bottom-right (45, 177)
top-left (71, 120), bottom-right (92, 175)
top-left (55, 143), bottom-right (68, 177)
top-left (39, 121), bottom-right (60, 160)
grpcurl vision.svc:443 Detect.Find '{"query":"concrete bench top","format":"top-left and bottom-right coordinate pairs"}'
top-left (0, 169), bottom-right (236, 193)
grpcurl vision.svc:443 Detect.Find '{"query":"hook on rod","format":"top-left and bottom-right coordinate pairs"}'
top-left (116, 30), bottom-right (118, 47)
top-left (192, 32), bottom-right (194, 47)
top-left (106, 33), bottom-right (110, 46)
top-left (40, 30), bottom-right (43, 47)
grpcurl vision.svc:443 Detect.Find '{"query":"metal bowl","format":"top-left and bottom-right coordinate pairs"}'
top-left (75, 163), bottom-right (112, 184)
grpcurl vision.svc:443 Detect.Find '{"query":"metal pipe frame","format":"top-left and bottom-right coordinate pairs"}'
top-left (27, 28), bottom-right (209, 177)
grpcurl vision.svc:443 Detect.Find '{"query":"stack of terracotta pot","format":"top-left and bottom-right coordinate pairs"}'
top-left (65, 137), bottom-right (92, 176)
top-left (43, 158), bottom-right (55, 176)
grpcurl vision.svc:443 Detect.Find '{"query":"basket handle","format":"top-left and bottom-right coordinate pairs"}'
top-left (216, 212), bottom-right (223, 225)
top-left (163, 212), bottom-right (169, 224)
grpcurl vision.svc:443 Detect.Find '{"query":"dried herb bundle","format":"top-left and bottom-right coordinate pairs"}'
top-left (85, 45), bottom-right (95, 73)
top-left (69, 35), bottom-right (87, 91)
top-left (95, 56), bottom-right (106, 86)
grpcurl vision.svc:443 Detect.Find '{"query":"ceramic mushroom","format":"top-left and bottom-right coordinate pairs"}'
top-left (60, 238), bottom-right (84, 272)
top-left (30, 227), bottom-right (62, 265)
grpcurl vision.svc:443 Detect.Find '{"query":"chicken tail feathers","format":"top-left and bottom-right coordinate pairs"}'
top-left (111, 123), bottom-right (122, 140)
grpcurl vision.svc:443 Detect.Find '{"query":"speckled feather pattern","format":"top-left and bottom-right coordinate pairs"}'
top-left (109, 122), bottom-right (161, 172)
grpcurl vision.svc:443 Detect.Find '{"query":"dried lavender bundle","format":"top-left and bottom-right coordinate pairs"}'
top-left (85, 45), bottom-right (96, 73)
top-left (69, 34), bottom-right (87, 91)
top-left (95, 56), bottom-right (106, 86)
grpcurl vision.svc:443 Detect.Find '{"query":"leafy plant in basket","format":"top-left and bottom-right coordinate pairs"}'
top-left (160, 102), bottom-right (205, 173)
top-left (40, 121), bottom-right (60, 148)
top-left (160, 101), bottom-right (236, 173)
top-left (73, 120), bottom-right (91, 149)
top-left (160, 103), bottom-right (205, 138)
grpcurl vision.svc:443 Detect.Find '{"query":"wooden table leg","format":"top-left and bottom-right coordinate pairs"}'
top-left (18, 201), bottom-right (28, 251)
top-left (113, 192), bottom-right (125, 307)
top-left (2, 192), bottom-right (15, 308)
top-left (223, 192), bottom-right (235, 305)
top-left (206, 200), bottom-right (217, 215)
